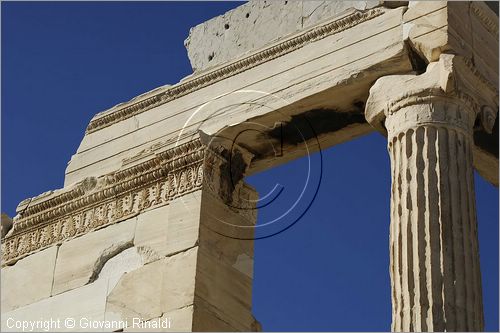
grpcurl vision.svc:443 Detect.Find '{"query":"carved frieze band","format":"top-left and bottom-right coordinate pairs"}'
top-left (85, 8), bottom-right (383, 134)
top-left (2, 139), bottom-right (220, 265)
top-left (470, 2), bottom-right (499, 39)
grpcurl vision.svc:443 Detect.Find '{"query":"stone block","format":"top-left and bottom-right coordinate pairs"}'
top-left (64, 7), bottom-right (413, 187)
top-left (1, 278), bottom-right (108, 332)
top-left (123, 306), bottom-right (193, 332)
top-left (1, 245), bottom-right (58, 312)
top-left (403, 1), bottom-right (474, 62)
top-left (134, 205), bottom-right (169, 259)
top-left (105, 259), bottom-right (165, 324)
top-left (199, 191), bottom-right (255, 278)
top-left (161, 246), bottom-right (198, 312)
top-left (2, 244), bottom-right (147, 332)
top-left (52, 218), bottom-right (136, 295)
top-left (164, 192), bottom-right (201, 255)
top-left (99, 247), bottom-right (144, 292)
top-left (194, 248), bottom-right (254, 330)
top-left (184, 0), bottom-right (381, 71)
top-left (301, 0), bottom-right (380, 28)
top-left (192, 297), bottom-right (236, 332)
top-left (105, 247), bottom-right (198, 325)
top-left (161, 306), bottom-right (193, 332)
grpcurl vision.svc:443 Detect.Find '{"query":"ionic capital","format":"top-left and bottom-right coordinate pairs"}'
top-left (365, 54), bottom-right (498, 138)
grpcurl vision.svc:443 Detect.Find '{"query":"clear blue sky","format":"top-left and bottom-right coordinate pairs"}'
top-left (2, 2), bottom-right (498, 331)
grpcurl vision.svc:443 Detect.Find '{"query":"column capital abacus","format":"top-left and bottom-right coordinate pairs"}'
top-left (365, 54), bottom-right (498, 138)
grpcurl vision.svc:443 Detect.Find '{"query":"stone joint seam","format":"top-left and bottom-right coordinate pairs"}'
top-left (85, 8), bottom-right (384, 134)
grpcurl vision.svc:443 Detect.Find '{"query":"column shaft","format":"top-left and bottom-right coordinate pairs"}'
top-left (387, 104), bottom-right (483, 331)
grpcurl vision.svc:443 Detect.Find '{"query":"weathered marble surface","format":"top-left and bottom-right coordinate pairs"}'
top-left (184, 0), bottom-right (383, 72)
top-left (366, 54), bottom-right (489, 331)
top-left (2, 278), bottom-right (109, 332)
top-left (63, 5), bottom-right (411, 186)
top-left (1, 1), bottom-right (497, 332)
top-left (105, 247), bottom-right (197, 325)
top-left (1, 244), bottom-right (198, 332)
top-left (52, 217), bottom-right (137, 295)
top-left (1, 246), bottom-right (58, 312)
top-left (2, 176), bottom-right (259, 332)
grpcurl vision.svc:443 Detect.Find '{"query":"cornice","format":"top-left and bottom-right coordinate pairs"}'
top-left (84, 8), bottom-right (384, 134)
top-left (2, 139), bottom-right (208, 265)
top-left (2, 138), bottom-right (256, 266)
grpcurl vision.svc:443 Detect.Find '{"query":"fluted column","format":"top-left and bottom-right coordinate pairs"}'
top-left (365, 54), bottom-right (494, 332)
top-left (387, 102), bottom-right (482, 332)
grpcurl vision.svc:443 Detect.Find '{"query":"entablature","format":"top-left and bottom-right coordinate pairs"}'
top-left (4, 1), bottom-right (498, 266)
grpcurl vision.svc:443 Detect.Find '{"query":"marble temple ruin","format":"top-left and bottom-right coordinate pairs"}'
top-left (1, 1), bottom-right (498, 331)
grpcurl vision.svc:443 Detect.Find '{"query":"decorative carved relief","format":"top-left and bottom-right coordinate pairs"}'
top-left (85, 8), bottom-right (384, 134)
top-left (366, 54), bottom-right (498, 136)
top-left (471, 2), bottom-right (499, 39)
top-left (2, 138), bottom-right (253, 265)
